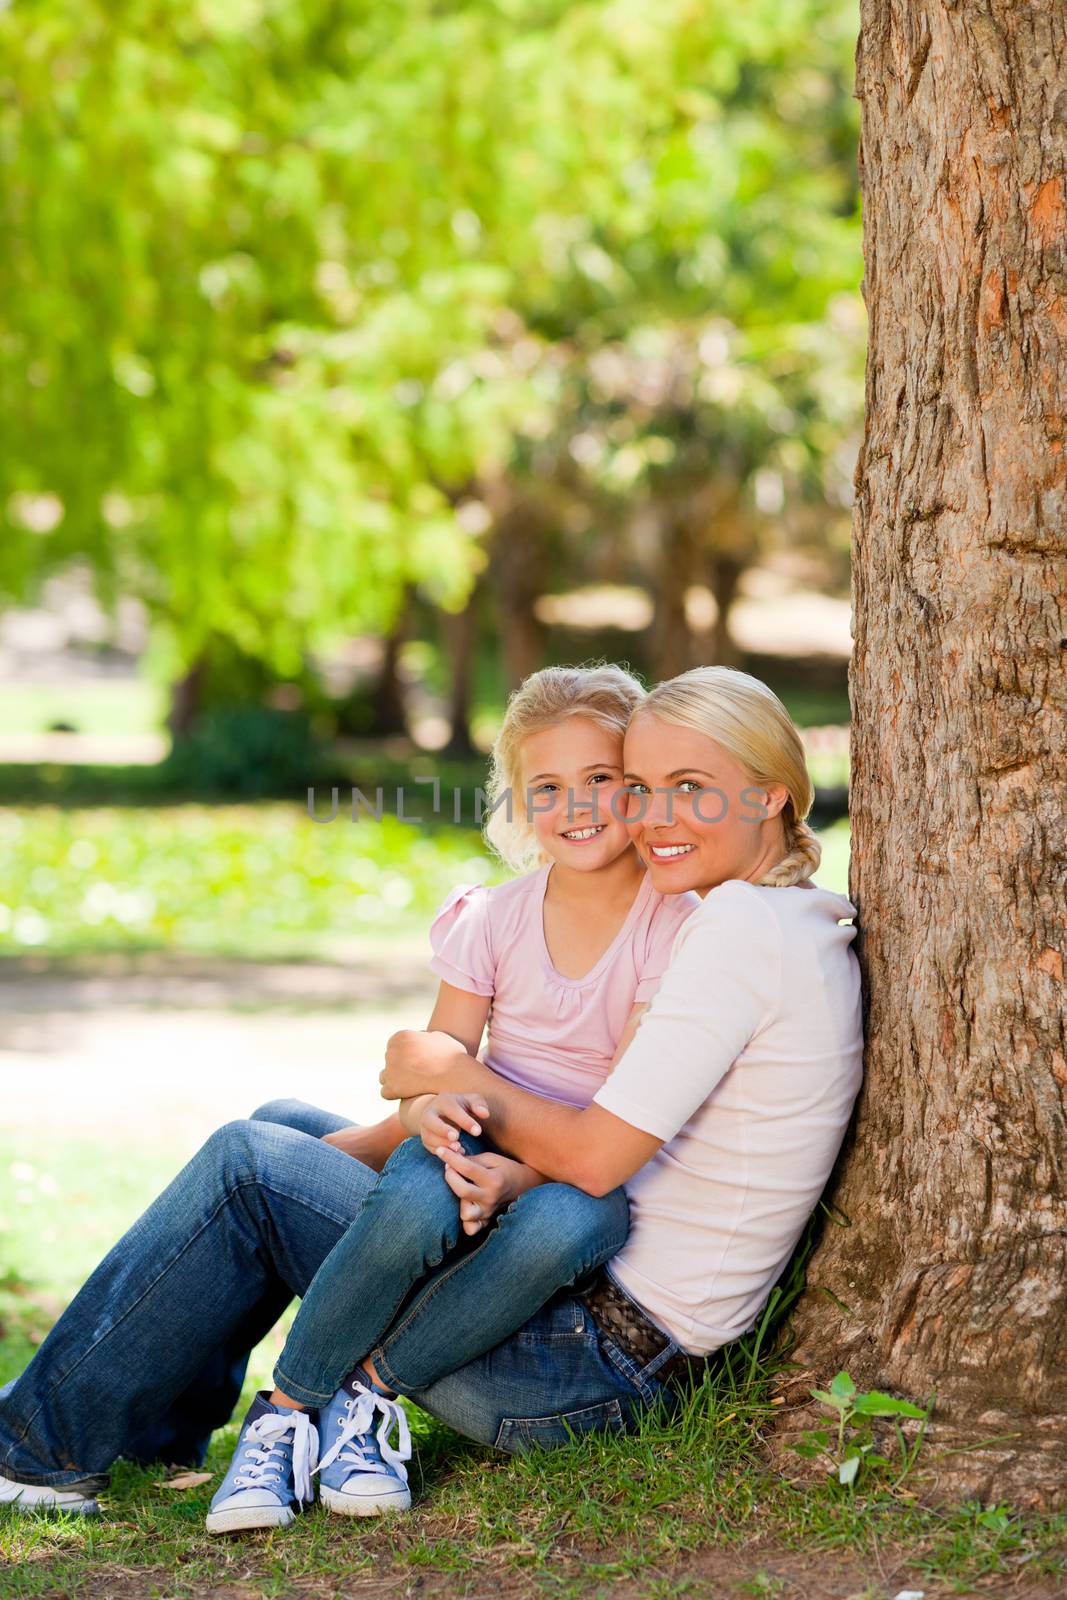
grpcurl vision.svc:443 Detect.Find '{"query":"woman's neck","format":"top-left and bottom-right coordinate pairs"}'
top-left (694, 829), bottom-right (791, 898)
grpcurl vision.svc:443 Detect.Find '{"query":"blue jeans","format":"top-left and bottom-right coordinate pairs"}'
top-left (0, 1101), bottom-right (676, 1493)
top-left (274, 1130), bottom-right (629, 1406)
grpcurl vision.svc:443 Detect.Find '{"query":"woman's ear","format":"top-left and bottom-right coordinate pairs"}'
top-left (760, 783), bottom-right (791, 821)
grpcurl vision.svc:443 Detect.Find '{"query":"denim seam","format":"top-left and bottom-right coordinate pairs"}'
top-left (494, 1395), bottom-right (625, 1450)
top-left (369, 1226), bottom-right (502, 1392)
top-left (1, 1176), bottom-right (360, 1471)
top-left (274, 1227), bottom-right (456, 1406)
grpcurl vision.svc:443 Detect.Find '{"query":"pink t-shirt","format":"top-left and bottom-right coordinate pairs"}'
top-left (428, 864), bottom-right (700, 1109)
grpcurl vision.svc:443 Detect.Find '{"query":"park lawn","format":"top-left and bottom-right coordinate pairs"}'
top-left (1, 1130), bottom-right (1065, 1600)
top-left (0, 807), bottom-right (854, 962)
top-left (0, 807), bottom-right (507, 960)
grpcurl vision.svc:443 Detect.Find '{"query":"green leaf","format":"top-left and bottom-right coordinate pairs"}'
top-left (851, 1392), bottom-right (927, 1419)
top-left (810, 1388), bottom-right (848, 1413)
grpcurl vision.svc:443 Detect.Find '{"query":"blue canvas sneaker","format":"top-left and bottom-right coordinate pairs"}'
top-left (206, 1392), bottom-right (318, 1534)
top-left (315, 1375), bottom-right (412, 1516)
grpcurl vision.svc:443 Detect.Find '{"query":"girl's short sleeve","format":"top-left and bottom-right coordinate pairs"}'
top-left (428, 883), bottom-right (496, 997)
top-left (634, 895), bottom-right (698, 1004)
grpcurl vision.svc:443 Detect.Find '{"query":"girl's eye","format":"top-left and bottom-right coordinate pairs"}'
top-left (590, 773), bottom-right (614, 785)
top-left (532, 783), bottom-right (558, 795)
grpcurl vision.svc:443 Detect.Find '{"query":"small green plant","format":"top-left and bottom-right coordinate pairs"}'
top-left (790, 1369), bottom-right (929, 1489)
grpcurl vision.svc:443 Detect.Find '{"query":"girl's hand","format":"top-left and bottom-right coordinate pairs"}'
top-left (436, 1147), bottom-right (544, 1235)
top-left (417, 1093), bottom-right (490, 1158)
top-left (381, 1029), bottom-right (469, 1100)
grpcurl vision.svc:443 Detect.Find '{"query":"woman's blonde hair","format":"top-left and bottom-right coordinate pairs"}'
top-left (639, 666), bottom-right (821, 888)
top-left (484, 662), bottom-right (646, 873)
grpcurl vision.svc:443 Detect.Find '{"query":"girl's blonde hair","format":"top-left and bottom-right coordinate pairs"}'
top-left (639, 666), bottom-right (821, 888)
top-left (484, 663), bottom-right (646, 872)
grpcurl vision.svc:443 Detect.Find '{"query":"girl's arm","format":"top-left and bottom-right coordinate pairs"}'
top-left (381, 1000), bottom-right (659, 1193)
top-left (326, 981), bottom-right (492, 1170)
top-left (393, 980), bottom-right (491, 1141)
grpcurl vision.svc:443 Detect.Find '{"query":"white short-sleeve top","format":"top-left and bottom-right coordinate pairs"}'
top-left (593, 878), bottom-right (864, 1354)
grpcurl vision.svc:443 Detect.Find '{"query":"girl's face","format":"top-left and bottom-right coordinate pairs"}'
top-left (622, 711), bottom-right (790, 897)
top-left (519, 716), bottom-right (636, 872)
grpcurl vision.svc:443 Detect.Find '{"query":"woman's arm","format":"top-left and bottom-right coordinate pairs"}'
top-left (381, 1028), bottom-right (663, 1196)
top-left (384, 884), bottom-right (778, 1195)
top-left (387, 999), bottom-right (655, 1192)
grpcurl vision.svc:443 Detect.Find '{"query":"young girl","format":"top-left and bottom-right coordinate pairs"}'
top-left (206, 663), bottom-right (700, 1531)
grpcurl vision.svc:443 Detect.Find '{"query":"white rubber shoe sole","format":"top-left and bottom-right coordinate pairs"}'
top-left (320, 1480), bottom-right (411, 1517)
top-left (0, 1475), bottom-right (100, 1515)
top-left (205, 1500), bottom-right (301, 1534)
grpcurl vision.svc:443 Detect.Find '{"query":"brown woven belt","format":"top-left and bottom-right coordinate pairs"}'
top-left (577, 1269), bottom-right (716, 1392)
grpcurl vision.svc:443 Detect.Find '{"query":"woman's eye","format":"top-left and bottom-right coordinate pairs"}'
top-left (677, 779), bottom-right (703, 794)
top-left (626, 782), bottom-right (650, 796)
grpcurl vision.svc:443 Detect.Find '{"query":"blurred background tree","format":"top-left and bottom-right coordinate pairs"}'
top-left (0, 0), bottom-right (863, 766)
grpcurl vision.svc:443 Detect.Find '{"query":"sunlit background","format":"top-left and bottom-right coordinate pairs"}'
top-left (0, 0), bottom-right (860, 1379)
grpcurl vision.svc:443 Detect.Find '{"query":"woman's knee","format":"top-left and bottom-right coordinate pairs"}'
top-left (248, 1097), bottom-right (310, 1126)
top-left (200, 1117), bottom-right (279, 1186)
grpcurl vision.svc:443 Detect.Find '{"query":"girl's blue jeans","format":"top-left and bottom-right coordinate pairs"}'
top-left (0, 1100), bottom-right (679, 1493)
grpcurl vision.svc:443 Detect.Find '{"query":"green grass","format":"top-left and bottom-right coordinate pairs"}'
top-left (0, 681), bottom-right (167, 739)
top-left (0, 806), bottom-right (507, 958)
top-left (0, 1130), bottom-right (1063, 1599)
top-left (0, 807), bottom-right (851, 961)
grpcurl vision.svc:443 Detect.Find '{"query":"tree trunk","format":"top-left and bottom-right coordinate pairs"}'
top-left (370, 590), bottom-right (411, 738)
top-left (784, 0), bottom-right (1067, 1509)
top-left (489, 501), bottom-right (548, 690)
top-left (649, 511), bottom-right (701, 679)
top-left (442, 581), bottom-right (482, 758)
top-left (706, 550), bottom-right (745, 667)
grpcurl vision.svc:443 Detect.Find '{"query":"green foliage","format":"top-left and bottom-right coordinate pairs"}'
top-left (0, 0), bottom-right (863, 694)
top-left (161, 706), bottom-right (324, 796)
top-left (791, 1369), bottom-right (930, 1490)
top-left (0, 803), bottom-right (504, 957)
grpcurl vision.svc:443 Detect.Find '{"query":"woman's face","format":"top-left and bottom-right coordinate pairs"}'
top-left (519, 716), bottom-right (636, 872)
top-left (622, 711), bottom-right (789, 897)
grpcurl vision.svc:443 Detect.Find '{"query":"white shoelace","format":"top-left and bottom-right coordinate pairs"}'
top-left (233, 1409), bottom-right (319, 1504)
top-left (316, 1383), bottom-right (412, 1485)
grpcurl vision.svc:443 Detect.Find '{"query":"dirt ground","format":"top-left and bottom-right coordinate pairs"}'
top-left (0, 947), bottom-right (437, 1148)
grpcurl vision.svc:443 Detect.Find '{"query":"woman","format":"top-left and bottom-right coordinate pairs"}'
top-left (0, 666), bottom-right (863, 1526)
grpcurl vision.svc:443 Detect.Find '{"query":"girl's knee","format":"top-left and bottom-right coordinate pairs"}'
top-left (511, 1181), bottom-right (630, 1259)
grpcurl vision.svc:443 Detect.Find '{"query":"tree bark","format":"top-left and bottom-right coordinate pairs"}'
top-left (649, 509), bottom-right (702, 679)
top-left (370, 589), bottom-right (411, 738)
top-left (706, 550), bottom-right (745, 668)
top-left (488, 499), bottom-right (549, 691)
top-left (784, 0), bottom-right (1067, 1509)
top-left (442, 580), bottom-right (483, 758)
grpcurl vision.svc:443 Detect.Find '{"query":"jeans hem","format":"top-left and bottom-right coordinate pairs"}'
top-left (271, 1367), bottom-right (335, 1409)
top-left (0, 1461), bottom-right (110, 1493)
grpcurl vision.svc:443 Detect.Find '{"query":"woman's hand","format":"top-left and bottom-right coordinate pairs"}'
top-left (415, 1093), bottom-right (490, 1157)
top-left (381, 1029), bottom-right (470, 1101)
top-left (436, 1147), bottom-right (544, 1236)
